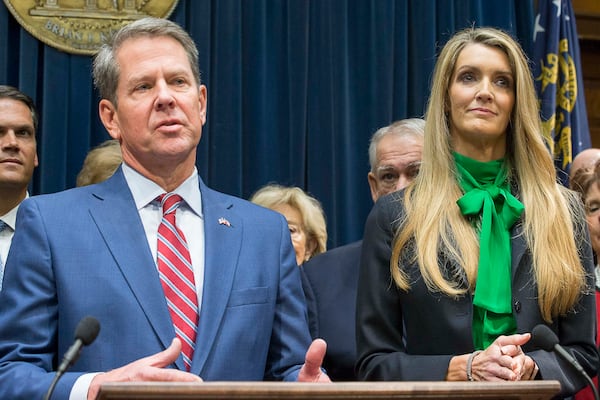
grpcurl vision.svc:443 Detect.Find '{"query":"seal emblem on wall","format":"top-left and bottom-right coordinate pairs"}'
top-left (3, 0), bottom-right (180, 55)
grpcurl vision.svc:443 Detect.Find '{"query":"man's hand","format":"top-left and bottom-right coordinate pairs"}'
top-left (297, 339), bottom-right (331, 382)
top-left (87, 338), bottom-right (202, 400)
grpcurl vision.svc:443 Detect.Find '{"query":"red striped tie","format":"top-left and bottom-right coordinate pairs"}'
top-left (157, 193), bottom-right (198, 371)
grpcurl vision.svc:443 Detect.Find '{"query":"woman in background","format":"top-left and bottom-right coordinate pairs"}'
top-left (251, 184), bottom-right (327, 266)
top-left (76, 139), bottom-right (122, 187)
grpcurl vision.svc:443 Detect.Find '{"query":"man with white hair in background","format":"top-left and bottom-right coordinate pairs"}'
top-left (301, 118), bottom-right (425, 381)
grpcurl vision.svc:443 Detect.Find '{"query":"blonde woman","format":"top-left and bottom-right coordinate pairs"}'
top-left (76, 139), bottom-right (122, 187)
top-left (356, 27), bottom-right (597, 398)
top-left (251, 184), bottom-right (327, 266)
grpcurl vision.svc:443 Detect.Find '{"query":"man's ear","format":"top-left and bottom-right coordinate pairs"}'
top-left (368, 172), bottom-right (379, 203)
top-left (198, 85), bottom-right (208, 125)
top-left (98, 99), bottom-right (121, 140)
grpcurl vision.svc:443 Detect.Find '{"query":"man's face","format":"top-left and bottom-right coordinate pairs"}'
top-left (585, 182), bottom-right (600, 256)
top-left (99, 35), bottom-right (207, 176)
top-left (368, 133), bottom-right (423, 202)
top-left (0, 98), bottom-right (38, 192)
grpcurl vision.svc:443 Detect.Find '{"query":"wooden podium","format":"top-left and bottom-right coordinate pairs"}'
top-left (96, 381), bottom-right (561, 400)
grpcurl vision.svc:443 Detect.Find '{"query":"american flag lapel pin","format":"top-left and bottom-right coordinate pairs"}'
top-left (218, 217), bottom-right (231, 227)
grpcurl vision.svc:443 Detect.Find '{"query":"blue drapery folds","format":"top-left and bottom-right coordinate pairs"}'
top-left (532, 0), bottom-right (591, 186)
top-left (0, 0), bottom-right (534, 247)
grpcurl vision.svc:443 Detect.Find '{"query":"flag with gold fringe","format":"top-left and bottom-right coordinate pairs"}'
top-left (532, 0), bottom-right (590, 185)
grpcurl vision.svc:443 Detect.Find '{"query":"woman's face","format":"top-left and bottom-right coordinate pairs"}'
top-left (448, 43), bottom-right (515, 161)
top-left (585, 183), bottom-right (600, 257)
top-left (272, 203), bottom-right (314, 266)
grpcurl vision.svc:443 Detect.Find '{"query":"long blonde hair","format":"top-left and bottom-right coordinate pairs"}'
top-left (391, 27), bottom-right (586, 322)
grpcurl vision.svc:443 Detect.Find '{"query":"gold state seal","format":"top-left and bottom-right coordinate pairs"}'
top-left (3, 0), bottom-right (180, 55)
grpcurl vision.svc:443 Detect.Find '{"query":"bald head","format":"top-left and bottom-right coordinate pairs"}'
top-left (570, 148), bottom-right (600, 180)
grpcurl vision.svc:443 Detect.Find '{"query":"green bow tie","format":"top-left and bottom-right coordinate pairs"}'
top-left (454, 152), bottom-right (524, 349)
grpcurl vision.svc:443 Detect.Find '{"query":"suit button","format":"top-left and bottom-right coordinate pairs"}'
top-left (513, 300), bottom-right (522, 313)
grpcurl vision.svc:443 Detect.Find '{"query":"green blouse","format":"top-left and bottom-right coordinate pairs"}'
top-left (454, 152), bottom-right (524, 349)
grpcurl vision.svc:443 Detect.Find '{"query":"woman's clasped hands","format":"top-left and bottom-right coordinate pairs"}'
top-left (467, 333), bottom-right (539, 382)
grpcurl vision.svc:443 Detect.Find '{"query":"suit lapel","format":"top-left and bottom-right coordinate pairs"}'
top-left (191, 181), bottom-right (242, 374)
top-left (88, 169), bottom-right (179, 366)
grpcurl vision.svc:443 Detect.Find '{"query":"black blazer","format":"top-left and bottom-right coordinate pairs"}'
top-left (356, 191), bottom-right (598, 398)
top-left (301, 240), bottom-right (362, 381)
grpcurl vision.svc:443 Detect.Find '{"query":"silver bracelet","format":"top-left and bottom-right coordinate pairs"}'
top-left (466, 350), bottom-right (483, 381)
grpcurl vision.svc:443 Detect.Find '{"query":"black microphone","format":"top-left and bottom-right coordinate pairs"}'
top-left (43, 316), bottom-right (100, 400)
top-left (530, 324), bottom-right (599, 400)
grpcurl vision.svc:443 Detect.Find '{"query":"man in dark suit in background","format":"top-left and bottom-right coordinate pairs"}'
top-left (301, 118), bottom-right (424, 380)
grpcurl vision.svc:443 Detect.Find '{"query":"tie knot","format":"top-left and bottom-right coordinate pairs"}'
top-left (0, 220), bottom-right (8, 232)
top-left (158, 193), bottom-right (183, 215)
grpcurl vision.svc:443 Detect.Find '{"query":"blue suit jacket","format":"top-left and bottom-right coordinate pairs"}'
top-left (301, 241), bottom-right (362, 381)
top-left (0, 168), bottom-right (312, 399)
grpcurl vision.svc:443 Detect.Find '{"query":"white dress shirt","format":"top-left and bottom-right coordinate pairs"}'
top-left (122, 163), bottom-right (206, 308)
top-left (0, 193), bottom-right (28, 289)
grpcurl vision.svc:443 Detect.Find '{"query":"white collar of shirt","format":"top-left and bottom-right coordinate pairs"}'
top-left (0, 193), bottom-right (28, 275)
top-left (121, 163), bottom-right (203, 217)
top-left (71, 170), bottom-right (206, 400)
top-left (120, 162), bottom-right (205, 311)
top-left (0, 192), bottom-right (29, 230)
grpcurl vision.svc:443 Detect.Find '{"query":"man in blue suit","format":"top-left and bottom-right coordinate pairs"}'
top-left (301, 118), bottom-right (424, 381)
top-left (0, 85), bottom-right (38, 290)
top-left (0, 17), bottom-right (328, 400)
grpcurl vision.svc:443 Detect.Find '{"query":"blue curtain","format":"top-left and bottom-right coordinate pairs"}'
top-left (0, 0), bottom-right (534, 248)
